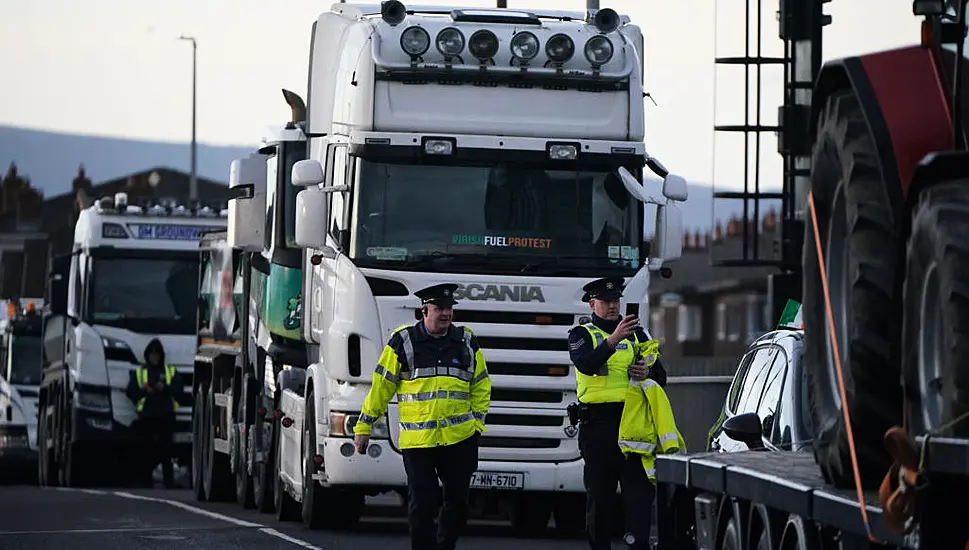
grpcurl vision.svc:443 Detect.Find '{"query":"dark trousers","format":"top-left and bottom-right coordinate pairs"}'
top-left (136, 414), bottom-right (175, 486)
top-left (579, 417), bottom-right (656, 550)
top-left (401, 433), bottom-right (480, 550)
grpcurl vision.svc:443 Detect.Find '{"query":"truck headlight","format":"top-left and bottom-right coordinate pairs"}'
top-left (509, 31), bottom-right (539, 62)
top-left (75, 391), bottom-right (111, 413)
top-left (584, 35), bottom-right (613, 66)
top-left (545, 33), bottom-right (575, 63)
top-left (330, 411), bottom-right (389, 438)
top-left (400, 26), bottom-right (430, 57)
top-left (101, 335), bottom-right (138, 364)
top-left (435, 27), bottom-right (465, 57)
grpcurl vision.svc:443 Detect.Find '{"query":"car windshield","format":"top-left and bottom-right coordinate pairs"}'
top-left (8, 335), bottom-right (41, 386)
top-left (88, 256), bottom-right (200, 334)
top-left (349, 159), bottom-right (643, 276)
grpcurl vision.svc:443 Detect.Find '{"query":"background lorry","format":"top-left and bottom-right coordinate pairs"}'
top-left (38, 193), bottom-right (227, 487)
top-left (655, 1), bottom-right (969, 548)
top-left (272, 0), bottom-right (687, 533)
top-left (191, 89), bottom-right (308, 514)
top-left (0, 300), bottom-right (44, 480)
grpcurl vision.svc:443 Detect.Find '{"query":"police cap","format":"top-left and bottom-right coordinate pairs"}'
top-left (581, 276), bottom-right (625, 303)
top-left (415, 283), bottom-right (459, 307)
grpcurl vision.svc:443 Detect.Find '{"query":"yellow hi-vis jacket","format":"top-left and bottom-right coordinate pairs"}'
top-left (618, 340), bottom-right (686, 482)
top-left (574, 323), bottom-right (641, 404)
top-left (355, 323), bottom-right (492, 449)
top-left (135, 365), bottom-right (180, 413)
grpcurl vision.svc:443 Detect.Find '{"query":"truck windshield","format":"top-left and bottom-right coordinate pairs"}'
top-left (281, 142), bottom-right (306, 247)
top-left (349, 159), bottom-right (643, 275)
top-left (7, 335), bottom-right (41, 386)
top-left (88, 257), bottom-right (200, 334)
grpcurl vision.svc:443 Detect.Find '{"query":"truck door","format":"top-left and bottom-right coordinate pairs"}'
top-left (41, 254), bottom-right (71, 386)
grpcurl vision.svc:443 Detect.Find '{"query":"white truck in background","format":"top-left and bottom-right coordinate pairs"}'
top-left (262, 1), bottom-right (688, 531)
top-left (39, 194), bottom-right (227, 487)
top-left (0, 301), bottom-right (44, 480)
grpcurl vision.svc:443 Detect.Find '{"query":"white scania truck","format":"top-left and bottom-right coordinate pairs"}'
top-left (267, 1), bottom-right (688, 530)
top-left (0, 302), bottom-right (44, 480)
top-left (39, 194), bottom-right (227, 486)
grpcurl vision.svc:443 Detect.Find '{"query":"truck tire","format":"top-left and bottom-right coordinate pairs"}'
top-left (235, 379), bottom-right (255, 509)
top-left (203, 387), bottom-right (234, 501)
top-left (901, 181), bottom-right (969, 438)
top-left (802, 90), bottom-right (902, 489)
top-left (252, 412), bottom-right (276, 513)
top-left (274, 417), bottom-right (301, 521)
top-left (193, 383), bottom-right (208, 501)
top-left (301, 396), bottom-right (364, 529)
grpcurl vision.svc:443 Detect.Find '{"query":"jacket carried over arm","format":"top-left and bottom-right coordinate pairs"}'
top-left (355, 323), bottom-right (492, 449)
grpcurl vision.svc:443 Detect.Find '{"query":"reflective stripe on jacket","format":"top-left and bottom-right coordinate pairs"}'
top-left (135, 365), bottom-right (180, 413)
top-left (355, 323), bottom-right (492, 449)
top-left (574, 323), bottom-right (639, 404)
top-left (618, 343), bottom-right (686, 482)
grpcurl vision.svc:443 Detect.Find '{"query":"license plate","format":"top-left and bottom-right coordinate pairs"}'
top-left (469, 471), bottom-right (524, 490)
top-left (173, 432), bottom-right (192, 444)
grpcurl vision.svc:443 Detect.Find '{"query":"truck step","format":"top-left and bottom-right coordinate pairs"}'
top-left (214, 392), bottom-right (229, 407)
top-left (214, 438), bottom-right (230, 454)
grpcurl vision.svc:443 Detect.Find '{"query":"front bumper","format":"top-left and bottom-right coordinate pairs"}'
top-left (0, 425), bottom-right (37, 464)
top-left (319, 436), bottom-right (585, 492)
top-left (72, 407), bottom-right (193, 456)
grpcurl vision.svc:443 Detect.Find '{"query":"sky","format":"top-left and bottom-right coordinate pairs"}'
top-left (0, 0), bottom-right (921, 192)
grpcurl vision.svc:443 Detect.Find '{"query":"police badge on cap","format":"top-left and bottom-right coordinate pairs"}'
top-left (415, 283), bottom-right (460, 307)
top-left (581, 276), bottom-right (626, 303)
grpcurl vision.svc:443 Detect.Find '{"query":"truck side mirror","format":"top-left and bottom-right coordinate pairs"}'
top-left (292, 159), bottom-right (325, 187)
top-left (651, 203), bottom-right (683, 264)
top-left (722, 412), bottom-right (766, 450)
top-left (294, 187), bottom-right (332, 251)
top-left (227, 154), bottom-right (268, 252)
top-left (662, 173), bottom-right (689, 202)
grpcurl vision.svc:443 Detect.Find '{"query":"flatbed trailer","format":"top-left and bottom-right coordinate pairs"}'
top-left (655, 438), bottom-right (969, 549)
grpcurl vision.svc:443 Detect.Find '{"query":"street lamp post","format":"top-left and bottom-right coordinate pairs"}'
top-left (178, 35), bottom-right (198, 203)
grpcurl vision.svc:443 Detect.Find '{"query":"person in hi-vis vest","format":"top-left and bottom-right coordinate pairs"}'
top-left (617, 339), bottom-right (686, 548)
top-left (125, 338), bottom-right (184, 488)
top-left (567, 277), bottom-right (667, 550)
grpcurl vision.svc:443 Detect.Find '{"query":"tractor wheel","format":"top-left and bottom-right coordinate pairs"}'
top-left (901, 181), bottom-right (969, 438)
top-left (802, 89), bottom-right (902, 489)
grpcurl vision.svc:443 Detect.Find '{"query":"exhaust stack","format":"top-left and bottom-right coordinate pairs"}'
top-left (281, 89), bottom-right (307, 123)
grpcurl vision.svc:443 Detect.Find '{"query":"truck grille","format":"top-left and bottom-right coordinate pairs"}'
top-left (456, 307), bottom-right (580, 462)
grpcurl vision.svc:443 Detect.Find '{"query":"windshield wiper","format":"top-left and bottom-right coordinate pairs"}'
top-left (400, 251), bottom-right (492, 266)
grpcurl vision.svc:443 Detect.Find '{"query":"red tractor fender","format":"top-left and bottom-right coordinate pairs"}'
top-left (809, 46), bottom-right (955, 214)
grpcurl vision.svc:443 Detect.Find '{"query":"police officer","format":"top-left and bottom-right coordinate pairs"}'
top-left (125, 339), bottom-right (184, 488)
top-left (568, 276), bottom-right (667, 550)
top-left (354, 283), bottom-right (492, 550)
top-left (618, 339), bottom-right (686, 549)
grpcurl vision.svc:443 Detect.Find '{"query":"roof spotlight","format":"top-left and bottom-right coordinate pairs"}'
top-left (381, 0), bottom-right (407, 26)
top-left (545, 33), bottom-right (575, 63)
top-left (468, 30), bottom-right (499, 61)
top-left (436, 27), bottom-right (465, 57)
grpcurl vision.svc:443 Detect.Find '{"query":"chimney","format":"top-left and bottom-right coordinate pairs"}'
top-left (683, 231), bottom-right (691, 250)
top-left (714, 222), bottom-right (723, 242)
top-left (705, 231), bottom-right (712, 247)
top-left (694, 229), bottom-right (702, 249)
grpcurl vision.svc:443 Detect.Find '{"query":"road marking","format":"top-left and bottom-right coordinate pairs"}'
top-left (108, 491), bottom-right (324, 549)
top-left (0, 525), bottom-right (230, 535)
top-left (259, 528), bottom-right (325, 549)
top-left (111, 491), bottom-right (262, 528)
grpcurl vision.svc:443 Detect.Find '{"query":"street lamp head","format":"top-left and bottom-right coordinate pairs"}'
top-left (178, 35), bottom-right (196, 45)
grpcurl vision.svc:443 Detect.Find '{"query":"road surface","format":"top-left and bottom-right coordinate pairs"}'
top-left (0, 483), bottom-right (600, 549)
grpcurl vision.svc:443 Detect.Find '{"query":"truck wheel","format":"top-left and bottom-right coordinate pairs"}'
top-left (274, 416), bottom-right (301, 521)
top-left (38, 404), bottom-right (51, 487)
top-left (193, 383), bottom-right (208, 501)
top-left (203, 387), bottom-right (234, 501)
top-left (802, 89), bottom-right (902, 489)
top-left (301, 397), bottom-right (364, 529)
top-left (719, 517), bottom-right (741, 550)
top-left (252, 413), bottom-right (276, 513)
top-left (902, 182), bottom-right (969, 438)
top-left (235, 382), bottom-right (255, 509)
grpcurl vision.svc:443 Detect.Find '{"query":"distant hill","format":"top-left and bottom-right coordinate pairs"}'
top-left (0, 124), bottom-right (250, 197)
top-left (0, 124), bottom-right (778, 231)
